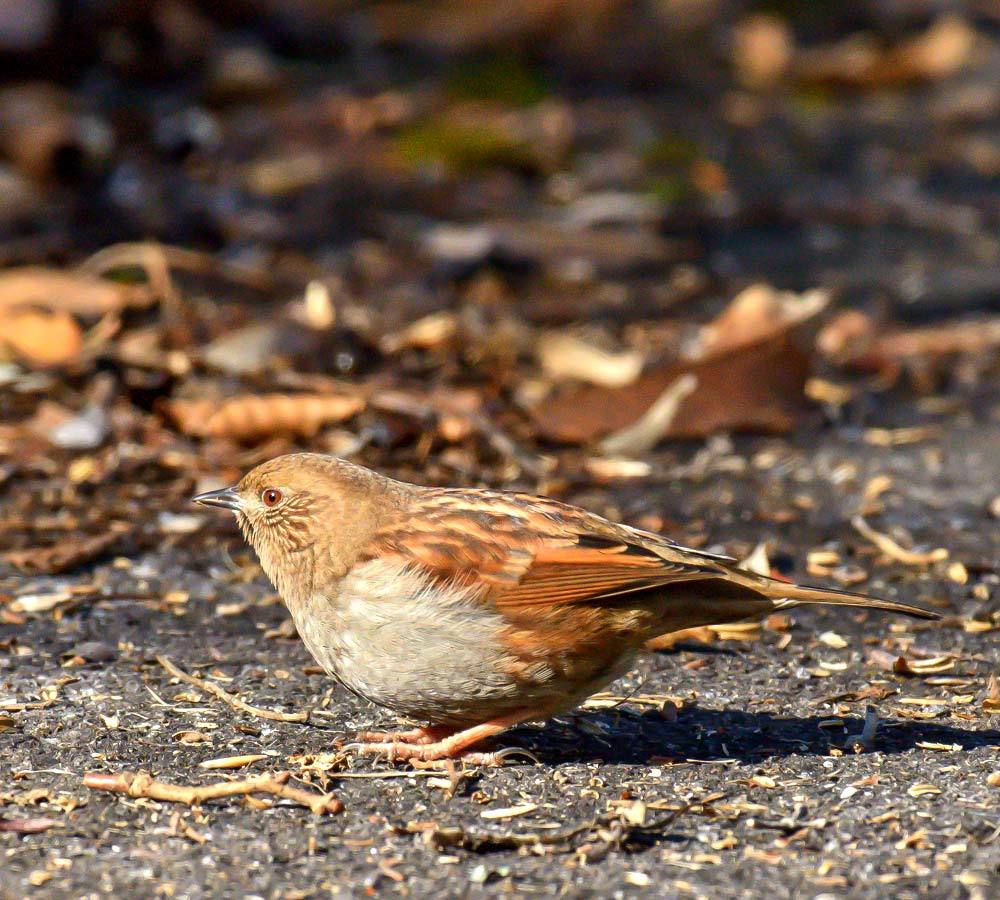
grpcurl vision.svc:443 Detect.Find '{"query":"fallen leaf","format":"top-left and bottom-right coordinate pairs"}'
top-left (3, 532), bottom-right (121, 576)
top-left (0, 307), bottom-right (82, 367)
top-left (164, 393), bottom-right (365, 441)
top-left (530, 284), bottom-right (827, 444)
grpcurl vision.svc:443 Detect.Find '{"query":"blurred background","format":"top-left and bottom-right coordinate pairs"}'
top-left (1, 0), bottom-right (999, 559)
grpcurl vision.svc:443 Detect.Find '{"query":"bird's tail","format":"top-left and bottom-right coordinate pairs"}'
top-left (761, 580), bottom-right (940, 620)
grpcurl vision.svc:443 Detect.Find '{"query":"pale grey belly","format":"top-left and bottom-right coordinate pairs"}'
top-left (290, 561), bottom-right (549, 726)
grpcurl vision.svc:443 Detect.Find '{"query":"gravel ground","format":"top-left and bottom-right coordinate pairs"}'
top-left (3, 397), bottom-right (999, 900)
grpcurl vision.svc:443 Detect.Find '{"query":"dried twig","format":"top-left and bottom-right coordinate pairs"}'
top-left (156, 655), bottom-right (310, 723)
top-left (79, 241), bottom-right (275, 291)
top-left (83, 770), bottom-right (341, 815)
top-left (851, 516), bottom-right (948, 566)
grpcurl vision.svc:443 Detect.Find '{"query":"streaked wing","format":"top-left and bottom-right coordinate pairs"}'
top-left (361, 488), bottom-right (728, 608)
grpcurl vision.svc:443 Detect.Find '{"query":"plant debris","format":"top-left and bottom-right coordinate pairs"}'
top-left (83, 770), bottom-right (342, 815)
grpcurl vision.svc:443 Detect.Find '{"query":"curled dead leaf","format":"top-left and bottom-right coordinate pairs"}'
top-left (165, 393), bottom-right (365, 441)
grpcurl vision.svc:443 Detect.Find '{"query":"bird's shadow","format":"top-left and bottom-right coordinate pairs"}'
top-left (496, 705), bottom-right (1000, 765)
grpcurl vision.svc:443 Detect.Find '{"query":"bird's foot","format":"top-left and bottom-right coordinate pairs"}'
top-left (347, 709), bottom-right (539, 767)
top-left (355, 726), bottom-right (444, 745)
top-left (349, 740), bottom-right (506, 767)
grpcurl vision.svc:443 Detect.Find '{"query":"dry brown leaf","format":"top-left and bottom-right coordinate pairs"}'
top-left (165, 393), bottom-right (365, 441)
top-left (0, 307), bottom-right (82, 367)
top-left (694, 284), bottom-right (827, 358)
top-left (3, 532), bottom-right (121, 576)
top-left (531, 285), bottom-right (827, 444)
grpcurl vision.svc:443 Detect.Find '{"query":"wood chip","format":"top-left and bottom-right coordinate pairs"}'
top-left (199, 754), bottom-right (268, 770)
top-left (480, 803), bottom-right (538, 820)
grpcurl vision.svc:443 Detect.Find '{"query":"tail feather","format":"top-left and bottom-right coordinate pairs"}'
top-left (762, 580), bottom-right (940, 620)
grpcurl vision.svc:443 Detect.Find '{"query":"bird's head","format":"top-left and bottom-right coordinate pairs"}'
top-left (193, 453), bottom-right (403, 599)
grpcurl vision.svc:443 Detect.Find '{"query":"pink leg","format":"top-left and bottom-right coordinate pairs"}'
top-left (350, 709), bottom-right (537, 766)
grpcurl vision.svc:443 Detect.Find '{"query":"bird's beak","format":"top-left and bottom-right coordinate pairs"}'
top-left (192, 486), bottom-right (242, 511)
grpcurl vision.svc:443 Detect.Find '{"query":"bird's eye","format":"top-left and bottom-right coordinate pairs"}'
top-left (261, 488), bottom-right (282, 507)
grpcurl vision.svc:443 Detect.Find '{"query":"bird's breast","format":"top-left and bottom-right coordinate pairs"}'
top-left (287, 558), bottom-right (545, 725)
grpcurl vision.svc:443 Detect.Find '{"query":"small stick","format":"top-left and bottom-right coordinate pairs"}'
top-left (156, 655), bottom-right (309, 723)
top-left (83, 770), bottom-right (341, 815)
top-left (851, 516), bottom-right (948, 566)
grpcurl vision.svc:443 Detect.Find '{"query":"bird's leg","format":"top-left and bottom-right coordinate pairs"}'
top-left (350, 709), bottom-right (537, 766)
top-left (355, 725), bottom-right (451, 745)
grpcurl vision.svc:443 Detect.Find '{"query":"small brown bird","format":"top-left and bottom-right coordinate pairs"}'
top-left (194, 453), bottom-right (937, 764)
